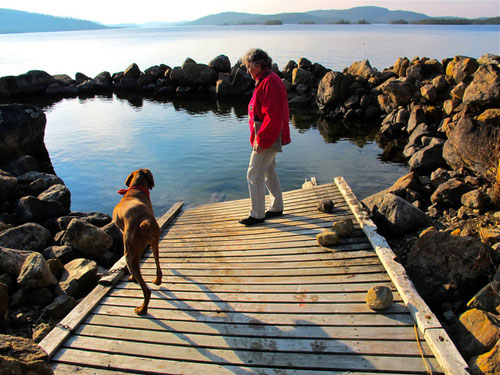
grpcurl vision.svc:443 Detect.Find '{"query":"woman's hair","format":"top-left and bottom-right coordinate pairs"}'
top-left (241, 48), bottom-right (273, 69)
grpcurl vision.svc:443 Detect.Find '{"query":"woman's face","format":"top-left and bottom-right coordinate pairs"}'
top-left (246, 62), bottom-right (262, 80)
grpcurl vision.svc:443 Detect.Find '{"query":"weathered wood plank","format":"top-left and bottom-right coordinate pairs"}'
top-left (76, 324), bottom-right (434, 356)
top-left (57, 335), bottom-right (441, 373)
top-left (92, 304), bottom-right (419, 329)
top-left (52, 348), bottom-right (405, 375)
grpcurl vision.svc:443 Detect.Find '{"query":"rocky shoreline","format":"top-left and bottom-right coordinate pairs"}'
top-left (0, 53), bottom-right (499, 373)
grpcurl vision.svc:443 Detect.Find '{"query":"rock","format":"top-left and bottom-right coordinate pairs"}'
top-left (432, 75), bottom-right (448, 91)
top-left (374, 193), bottom-right (429, 235)
top-left (467, 282), bottom-right (500, 315)
top-left (366, 286), bottom-right (393, 310)
top-left (17, 171), bottom-right (64, 196)
top-left (42, 245), bottom-right (77, 264)
top-left (0, 334), bottom-right (53, 374)
top-left (292, 68), bottom-right (314, 86)
top-left (317, 231), bottom-right (340, 246)
top-left (431, 178), bottom-right (472, 208)
top-left (408, 141), bottom-right (446, 175)
top-left (420, 84), bottom-right (437, 101)
top-left (0, 170), bottom-right (18, 201)
top-left (0, 223), bottom-right (51, 251)
top-left (393, 57), bottom-right (410, 77)
top-left (58, 258), bottom-right (98, 298)
top-left (0, 282), bottom-right (7, 329)
top-left (283, 60), bottom-right (298, 81)
top-left (376, 77), bottom-right (416, 109)
top-left (208, 55), bottom-right (231, 73)
top-left (37, 184), bottom-right (71, 212)
top-left (2, 155), bottom-right (39, 177)
top-left (123, 63), bottom-right (141, 80)
top-left (0, 247), bottom-right (33, 277)
top-left (407, 106), bottom-right (426, 134)
top-left (407, 232), bottom-right (494, 305)
top-left (430, 168), bottom-right (454, 189)
top-left (347, 59), bottom-right (375, 80)
top-left (47, 258), bottom-right (63, 279)
top-left (231, 68), bottom-right (253, 93)
top-left (15, 196), bottom-right (66, 224)
top-left (102, 222), bottom-right (124, 254)
top-left (32, 323), bottom-right (52, 343)
top-left (450, 57), bottom-right (479, 83)
top-left (57, 219), bottom-right (112, 261)
top-left (454, 308), bottom-right (500, 360)
top-left (93, 71), bottom-right (112, 91)
top-left (462, 189), bottom-right (489, 209)
top-left (215, 76), bottom-right (241, 98)
top-left (317, 199), bottom-right (334, 213)
top-left (387, 172), bottom-right (422, 197)
top-left (75, 72), bottom-right (90, 84)
top-left (0, 104), bottom-right (53, 173)
top-left (179, 62), bottom-right (217, 89)
top-left (479, 227), bottom-right (500, 246)
top-left (332, 219), bottom-right (353, 237)
top-left (469, 340), bottom-right (500, 375)
top-left (17, 252), bottom-right (57, 290)
top-left (297, 57), bottom-right (312, 70)
top-left (43, 294), bottom-right (77, 320)
top-left (463, 64), bottom-right (500, 106)
top-left (316, 71), bottom-right (350, 112)
top-left (478, 53), bottom-right (500, 65)
top-left (451, 81), bottom-right (467, 100)
top-left (59, 211), bottom-right (112, 229)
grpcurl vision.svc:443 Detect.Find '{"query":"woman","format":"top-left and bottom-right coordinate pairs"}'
top-left (239, 48), bottom-right (291, 226)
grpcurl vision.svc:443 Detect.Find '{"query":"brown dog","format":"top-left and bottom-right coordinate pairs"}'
top-left (112, 169), bottom-right (161, 315)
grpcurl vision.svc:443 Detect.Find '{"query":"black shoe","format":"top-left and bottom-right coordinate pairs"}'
top-left (239, 216), bottom-right (265, 226)
top-left (265, 210), bottom-right (283, 219)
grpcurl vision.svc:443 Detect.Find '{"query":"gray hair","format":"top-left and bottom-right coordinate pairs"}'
top-left (241, 48), bottom-right (273, 69)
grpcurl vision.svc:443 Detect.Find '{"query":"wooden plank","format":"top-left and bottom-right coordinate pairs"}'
top-left (92, 304), bottom-right (419, 329)
top-left (335, 177), bottom-right (468, 375)
top-left (75, 324), bottom-right (434, 357)
top-left (39, 202), bottom-right (184, 358)
top-left (52, 348), bottom-right (404, 375)
top-left (57, 335), bottom-right (442, 373)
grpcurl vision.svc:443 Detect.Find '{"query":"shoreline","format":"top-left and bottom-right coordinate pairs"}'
top-left (0, 52), bottom-right (499, 372)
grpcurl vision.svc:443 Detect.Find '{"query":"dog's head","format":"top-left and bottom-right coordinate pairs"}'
top-left (125, 169), bottom-right (155, 190)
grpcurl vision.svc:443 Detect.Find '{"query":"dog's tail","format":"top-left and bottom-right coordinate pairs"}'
top-left (140, 219), bottom-right (152, 231)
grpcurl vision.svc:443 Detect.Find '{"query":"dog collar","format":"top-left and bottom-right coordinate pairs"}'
top-left (117, 185), bottom-right (150, 199)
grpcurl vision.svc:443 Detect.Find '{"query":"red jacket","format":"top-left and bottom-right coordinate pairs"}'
top-left (248, 69), bottom-right (291, 149)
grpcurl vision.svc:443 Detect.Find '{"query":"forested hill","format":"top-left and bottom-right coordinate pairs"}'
top-left (185, 6), bottom-right (431, 25)
top-left (0, 9), bottom-right (110, 34)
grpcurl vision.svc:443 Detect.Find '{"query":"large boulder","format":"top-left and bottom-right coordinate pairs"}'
top-left (0, 334), bottom-right (53, 374)
top-left (0, 247), bottom-right (33, 277)
top-left (0, 105), bottom-right (53, 173)
top-left (469, 340), bottom-right (500, 375)
top-left (431, 178), bottom-right (472, 208)
top-left (408, 140), bottom-right (446, 175)
top-left (208, 55), bottom-right (231, 73)
top-left (0, 170), bottom-right (18, 201)
top-left (17, 252), bottom-right (57, 290)
top-left (58, 258), bottom-right (98, 298)
top-left (0, 70), bottom-right (56, 97)
top-left (372, 193), bottom-right (428, 235)
top-left (450, 57), bottom-right (479, 83)
top-left (376, 77), bottom-right (416, 109)
top-left (316, 71), bottom-right (351, 112)
top-left (406, 231), bottom-right (494, 305)
top-left (0, 223), bottom-right (52, 251)
top-left (463, 64), bottom-right (500, 106)
top-left (15, 196), bottom-right (66, 224)
top-left (38, 184), bottom-right (71, 212)
top-left (443, 117), bottom-right (500, 183)
top-left (347, 59), bottom-right (375, 80)
top-left (56, 218), bottom-right (113, 261)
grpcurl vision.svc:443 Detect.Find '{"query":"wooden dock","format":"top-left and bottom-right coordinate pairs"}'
top-left (40, 178), bottom-right (468, 374)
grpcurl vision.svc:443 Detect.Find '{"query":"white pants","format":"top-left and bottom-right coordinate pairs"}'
top-left (246, 148), bottom-right (283, 219)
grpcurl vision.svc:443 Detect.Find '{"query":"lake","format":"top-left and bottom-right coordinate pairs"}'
top-left (1, 24), bottom-right (498, 216)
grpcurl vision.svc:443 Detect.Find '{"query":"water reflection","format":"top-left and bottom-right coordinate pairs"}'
top-left (1, 94), bottom-right (409, 215)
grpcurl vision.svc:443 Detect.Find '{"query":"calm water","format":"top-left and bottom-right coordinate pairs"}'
top-left (1, 24), bottom-right (498, 215)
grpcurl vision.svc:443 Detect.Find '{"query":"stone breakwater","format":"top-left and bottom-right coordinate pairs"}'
top-left (0, 53), bottom-right (499, 373)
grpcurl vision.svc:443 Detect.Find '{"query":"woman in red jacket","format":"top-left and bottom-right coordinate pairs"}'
top-left (239, 48), bottom-right (291, 226)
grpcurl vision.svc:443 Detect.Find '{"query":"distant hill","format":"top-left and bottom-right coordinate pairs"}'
top-left (185, 6), bottom-right (431, 25)
top-left (0, 9), bottom-right (111, 34)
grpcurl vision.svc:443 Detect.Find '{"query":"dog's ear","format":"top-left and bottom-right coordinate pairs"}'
top-left (125, 172), bottom-right (135, 187)
top-left (144, 169), bottom-right (155, 189)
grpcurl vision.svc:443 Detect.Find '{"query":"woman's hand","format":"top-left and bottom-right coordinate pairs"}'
top-left (254, 144), bottom-right (264, 154)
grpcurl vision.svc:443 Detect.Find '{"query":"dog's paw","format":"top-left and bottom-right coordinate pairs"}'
top-left (153, 277), bottom-right (162, 285)
top-left (135, 306), bottom-right (147, 315)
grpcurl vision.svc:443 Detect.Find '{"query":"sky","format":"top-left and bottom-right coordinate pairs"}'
top-left (2, 0), bottom-right (499, 24)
